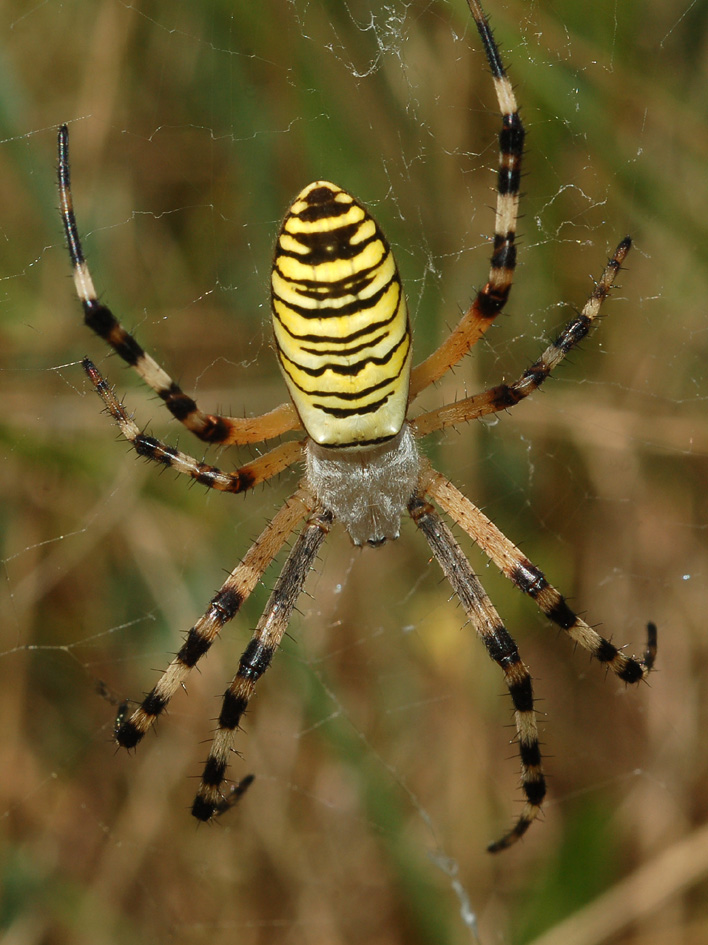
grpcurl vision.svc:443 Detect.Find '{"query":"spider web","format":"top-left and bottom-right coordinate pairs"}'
top-left (2, 1), bottom-right (707, 943)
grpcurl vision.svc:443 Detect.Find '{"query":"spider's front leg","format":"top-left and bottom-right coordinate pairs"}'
top-left (408, 492), bottom-right (545, 852)
top-left (114, 488), bottom-right (315, 749)
top-left (192, 507), bottom-right (333, 821)
top-left (425, 467), bottom-right (657, 683)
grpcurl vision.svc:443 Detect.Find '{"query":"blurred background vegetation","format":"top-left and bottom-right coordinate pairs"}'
top-left (1, 0), bottom-right (707, 943)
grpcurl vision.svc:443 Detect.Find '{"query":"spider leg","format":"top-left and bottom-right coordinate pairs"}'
top-left (192, 506), bottom-right (333, 821)
top-left (115, 486), bottom-right (315, 749)
top-left (408, 492), bottom-right (544, 852)
top-left (212, 773), bottom-right (255, 816)
top-left (58, 125), bottom-right (301, 446)
top-left (409, 0), bottom-right (523, 400)
top-left (84, 359), bottom-right (304, 493)
top-left (422, 464), bottom-right (657, 681)
top-left (413, 238), bottom-right (631, 437)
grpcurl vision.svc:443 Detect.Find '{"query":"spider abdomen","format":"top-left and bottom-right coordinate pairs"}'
top-left (271, 181), bottom-right (412, 448)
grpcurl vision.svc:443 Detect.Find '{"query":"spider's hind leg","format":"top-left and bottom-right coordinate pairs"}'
top-left (58, 124), bottom-right (299, 447)
top-left (408, 0), bottom-right (525, 400)
top-left (83, 359), bottom-right (304, 495)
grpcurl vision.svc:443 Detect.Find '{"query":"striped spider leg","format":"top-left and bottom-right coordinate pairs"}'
top-left (115, 485), bottom-right (315, 751)
top-left (82, 359), bottom-right (304, 498)
top-left (192, 506), bottom-right (334, 821)
top-left (412, 238), bottom-right (633, 437)
top-left (82, 358), bottom-right (314, 748)
top-left (61, 0), bottom-right (656, 852)
top-left (59, 124), bottom-right (313, 754)
top-left (408, 492), bottom-right (545, 853)
top-left (409, 0), bottom-right (523, 401)
top-left (423, 463), bottom-right (657, 684)
top-left (58, 124), bottom-right (301, 449)
top-left (410, 470), bottom-right (656, 852)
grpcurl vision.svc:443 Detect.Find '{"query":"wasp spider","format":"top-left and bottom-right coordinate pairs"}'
top-left (59, 0), bottom-right (656, 851)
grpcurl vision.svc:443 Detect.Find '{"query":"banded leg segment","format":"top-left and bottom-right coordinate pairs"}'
top-left (408, 492), bottom-right (544, 852)
top-left (413, 238), bottom-right (632, 437)
top-left (84, 359), bottom-right (304, 494)
top-left (423, 465), bottom-right (657, 681)
top-left (115, 487), bottom-right (314, 749)
top-left (192, 507), bottom-right (333, 821)
top-left (409, 0), bottom-right (524, 399)
top-left (58, 125), bottom-right (300, 446)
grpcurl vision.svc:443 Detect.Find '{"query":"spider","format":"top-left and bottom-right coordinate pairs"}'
top-left (59, 0), bottom-right (656, 852)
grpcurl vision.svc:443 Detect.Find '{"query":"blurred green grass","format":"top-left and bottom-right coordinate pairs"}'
top-left (1, 1), bottom-right (707, 944)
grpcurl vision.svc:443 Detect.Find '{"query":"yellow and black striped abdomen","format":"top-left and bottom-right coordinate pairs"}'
top-left (271, 182), bottom-right (411, 448)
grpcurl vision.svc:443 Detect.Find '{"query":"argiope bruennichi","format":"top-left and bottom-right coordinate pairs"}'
top-left (59, 0), bottom-right (656, 851)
